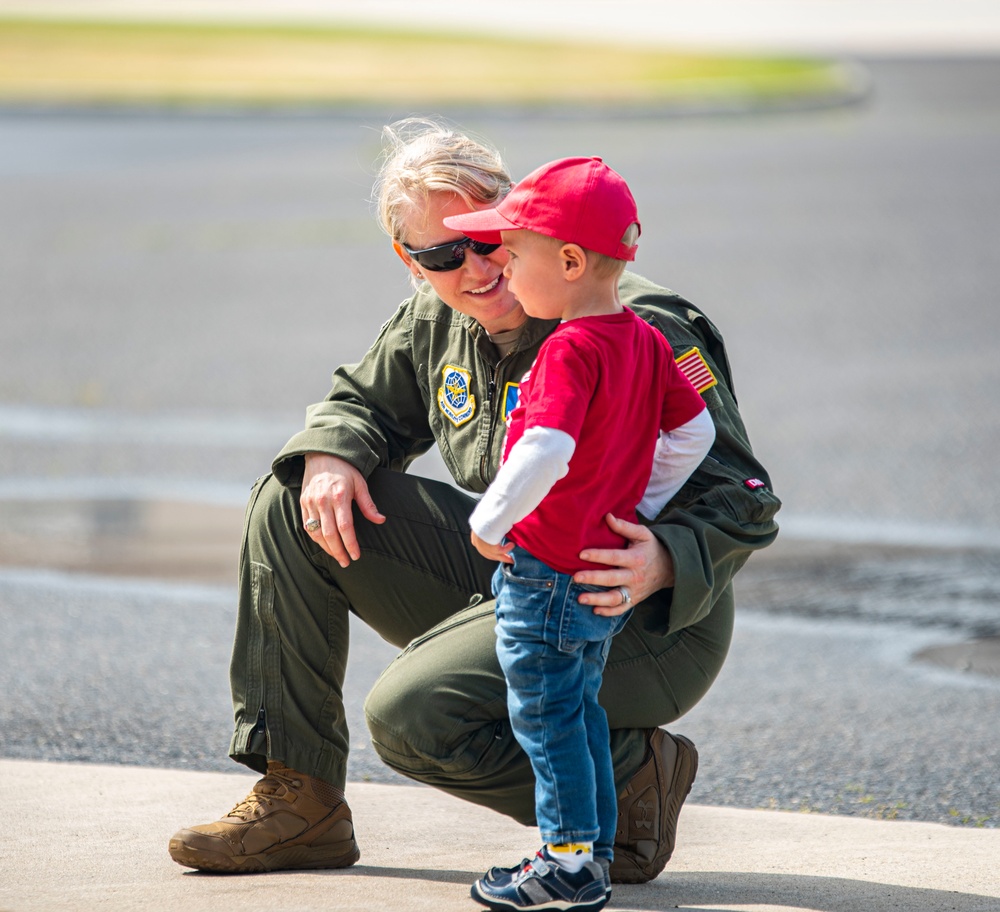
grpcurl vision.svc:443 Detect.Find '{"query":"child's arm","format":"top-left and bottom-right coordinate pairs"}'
top-left (637, 408), bottom-right (716, 521)
top-left (469, 426), bottom-right (576, 558)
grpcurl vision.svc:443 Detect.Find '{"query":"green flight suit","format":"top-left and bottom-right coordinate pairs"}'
top-left (227, 271), bottom-right (780, 826)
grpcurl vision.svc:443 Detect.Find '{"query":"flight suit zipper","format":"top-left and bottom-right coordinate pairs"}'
top-left (246, 705), bottom-right (269, 755)
top-left (479, 357), bottom-right (511, 487)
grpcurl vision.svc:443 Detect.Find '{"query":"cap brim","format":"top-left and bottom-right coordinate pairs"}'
top-left (442, 208), bottom-right (520, 245)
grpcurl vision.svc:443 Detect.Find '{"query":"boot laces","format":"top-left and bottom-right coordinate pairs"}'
top-left (227, 766), bottom-right (303, 820)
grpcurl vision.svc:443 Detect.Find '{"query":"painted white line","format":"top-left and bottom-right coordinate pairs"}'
top-left (0, 404), bottom-right (294, 449)
top-left (0, 564), bottom-right (234, 602)
top-left (778, 514), bottom-right (1000, 551)
top-left (0, 476), bottom-right (253, 506)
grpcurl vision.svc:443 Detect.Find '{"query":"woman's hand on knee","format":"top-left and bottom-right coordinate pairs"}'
top-left (574, 513), bottom-right (675, 616)
top-left (300, 453), bottom-right (385, 567)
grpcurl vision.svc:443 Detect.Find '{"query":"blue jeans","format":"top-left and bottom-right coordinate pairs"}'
top-left (492, 545), bottom-right (632, 859)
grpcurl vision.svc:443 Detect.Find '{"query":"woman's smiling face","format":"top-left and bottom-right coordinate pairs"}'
top-left (394, 192), bottom-right (526, 335)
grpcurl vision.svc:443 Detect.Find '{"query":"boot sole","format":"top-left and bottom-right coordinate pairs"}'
top-left (471, 881), bottom-right (608, 912)
top-left (610, 730), bottom-right (698, 884)
top-left (663, 733), bottom-right (698, 863)
top-left (168, 837), bottom-right (360, 873)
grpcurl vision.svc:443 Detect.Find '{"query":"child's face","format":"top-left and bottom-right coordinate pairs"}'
top-left (500, 229), bottom-right (569, 320)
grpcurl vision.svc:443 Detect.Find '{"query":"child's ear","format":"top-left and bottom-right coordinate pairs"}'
top-left (561, 243), bottom-right (587, 281)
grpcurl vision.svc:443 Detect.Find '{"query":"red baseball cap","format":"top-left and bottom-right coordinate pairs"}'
top-left (443, 156), bottom-right (640, 261)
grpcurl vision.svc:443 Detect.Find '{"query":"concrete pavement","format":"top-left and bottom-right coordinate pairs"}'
top-left (5, 758), bottom-right (999, 912)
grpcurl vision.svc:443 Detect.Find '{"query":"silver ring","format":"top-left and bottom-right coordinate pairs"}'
top-left (618, 586), bottom-right (631, 606)
top-left (304, 518), bottom-right (321, 533)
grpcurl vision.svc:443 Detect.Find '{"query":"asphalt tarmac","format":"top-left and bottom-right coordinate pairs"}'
top-left (1, 57), bottom-right (998, 831)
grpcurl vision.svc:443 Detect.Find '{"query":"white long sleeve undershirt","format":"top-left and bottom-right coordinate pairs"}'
top-left (470, 426), bottom-right (576, 546)
top-left (636, 407), bottom-right (715, 519)
top-left (469, 408), bottom-right (716, 546)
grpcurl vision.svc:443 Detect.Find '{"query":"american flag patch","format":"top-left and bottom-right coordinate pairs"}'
top-left (675, 347), bottom-right (718, 394)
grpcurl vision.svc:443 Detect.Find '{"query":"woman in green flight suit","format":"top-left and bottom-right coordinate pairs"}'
top-left (168, 117), bottom-right (780, 884)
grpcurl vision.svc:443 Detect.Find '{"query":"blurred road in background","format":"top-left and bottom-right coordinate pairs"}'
top-left (1, 5), bottom-right (998, 831)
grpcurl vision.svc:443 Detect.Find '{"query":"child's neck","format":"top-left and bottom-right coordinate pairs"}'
top-left (560, 278), bottom-right (623, 321)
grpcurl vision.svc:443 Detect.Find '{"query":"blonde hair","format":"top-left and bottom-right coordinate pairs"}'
top-left (373, 117), bottom-right (512, 245)
top-left (589, 222), bottom-right (640, 279)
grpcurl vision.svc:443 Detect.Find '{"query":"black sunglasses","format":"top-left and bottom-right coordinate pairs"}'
top-left (402, 236), bottom-right (501, 272)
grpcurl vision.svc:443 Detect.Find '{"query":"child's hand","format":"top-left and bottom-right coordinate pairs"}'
top-left (471, 531), bottom-right (515, 564)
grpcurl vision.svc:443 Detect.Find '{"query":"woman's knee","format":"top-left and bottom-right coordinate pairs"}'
top-left (364, 667), bottom-right (459, 778)
top-left (243, 474), bottom-right (300, 554)
top-left (363, 609), bottom-right (509, 779)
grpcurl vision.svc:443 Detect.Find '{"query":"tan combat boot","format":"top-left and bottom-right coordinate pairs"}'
top-left (168, 761), bottom-right (360, 873)
top-left (609, 728), bottom-right (698, 884)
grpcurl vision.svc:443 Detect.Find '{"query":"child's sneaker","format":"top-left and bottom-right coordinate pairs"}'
top-left (481, 854), bottom-right (611, 898)
top-left (471, 848), bottom-right (608, 911)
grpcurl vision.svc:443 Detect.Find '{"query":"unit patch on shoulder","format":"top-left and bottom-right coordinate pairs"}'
top-left (438, 364), bottom-right (476, 427)
top-left (675, 346), bottom-right (718, 394)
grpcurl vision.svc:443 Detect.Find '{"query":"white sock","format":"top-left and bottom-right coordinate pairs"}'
top-left (545, 842), bottom-right (593, 873)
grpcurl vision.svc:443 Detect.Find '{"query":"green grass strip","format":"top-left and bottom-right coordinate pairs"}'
top-left (0, 18), bottom-right (851, 107)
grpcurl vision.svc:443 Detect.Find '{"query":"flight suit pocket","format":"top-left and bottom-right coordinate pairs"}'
top-left (674, 455), bottom-right (781, 526)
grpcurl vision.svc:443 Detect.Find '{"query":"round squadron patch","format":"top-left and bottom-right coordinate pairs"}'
top-left (438, 364), bottom-right (476, 427)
